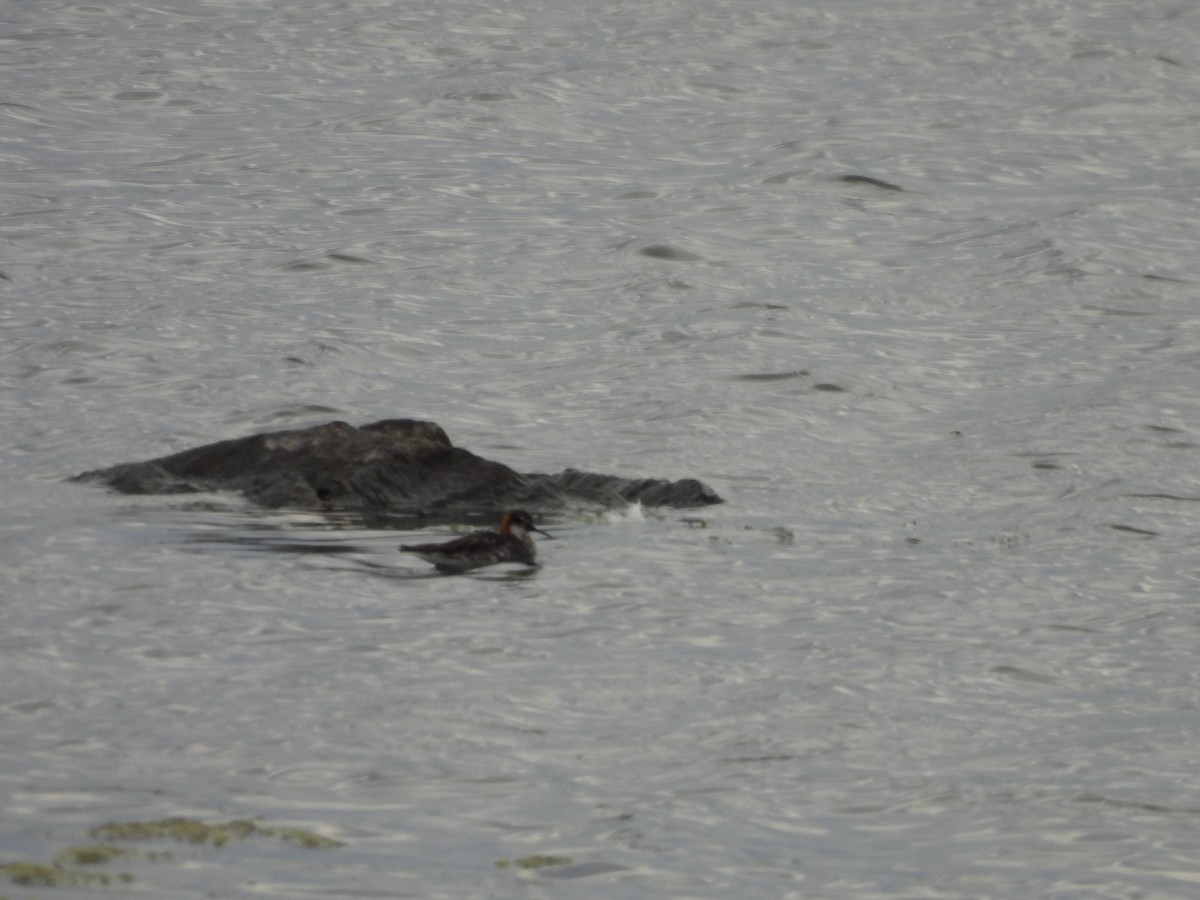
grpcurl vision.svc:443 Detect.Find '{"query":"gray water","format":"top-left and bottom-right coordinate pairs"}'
top-left (4, 0), bottom-right (1200, 896)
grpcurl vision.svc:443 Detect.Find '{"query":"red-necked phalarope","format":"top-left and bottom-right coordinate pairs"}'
top-left (400, 510), bottom-right (553, 572)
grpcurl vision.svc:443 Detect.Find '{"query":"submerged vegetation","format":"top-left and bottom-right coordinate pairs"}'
top-left (1, 817), bottom-right (344, 890)
top-left (0, 844), bottom-right (133, 887)
top-left (53, 844), bottom-right (129, 867)
top-left (495, 854), bottom-right (574, 870)
top-left (90, 816), bottom-right (345, 849)
top-left (0, 860), bottom-right (132, 888)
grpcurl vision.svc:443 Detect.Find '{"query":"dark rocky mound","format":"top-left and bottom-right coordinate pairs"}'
top-left (73, 419), bottom-right (722, 516)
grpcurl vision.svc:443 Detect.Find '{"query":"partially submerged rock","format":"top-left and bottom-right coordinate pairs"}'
top-left (73, 419), bottom-right (722, 515)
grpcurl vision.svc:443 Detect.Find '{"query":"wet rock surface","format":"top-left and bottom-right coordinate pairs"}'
top-left (73, 419), bottom-right (723, 515)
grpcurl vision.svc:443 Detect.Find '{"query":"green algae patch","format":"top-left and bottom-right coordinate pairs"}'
top-left (53, 844), bottom-right (129, 867)
top-left (2, 818), bottom-right (341, 891)
top-left (0, 860), bottom-right (132, 887)
top-left (258, 826), bottom-right (346, 849)
top-left (0, 863), bottom-right (58, 887)
top-left (91, 817), bottom-right (257, 846)
top-left (89, 817), bottom-right (344, 850)
top-left (496, 854), bottom-right (573, 870)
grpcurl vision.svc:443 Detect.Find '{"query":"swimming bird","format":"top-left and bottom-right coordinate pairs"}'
top-left (400, 510), bottom-right (553, 572)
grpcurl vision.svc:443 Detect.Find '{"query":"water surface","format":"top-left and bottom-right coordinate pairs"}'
top-left (4, 0), bottom-right (1200, 896)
